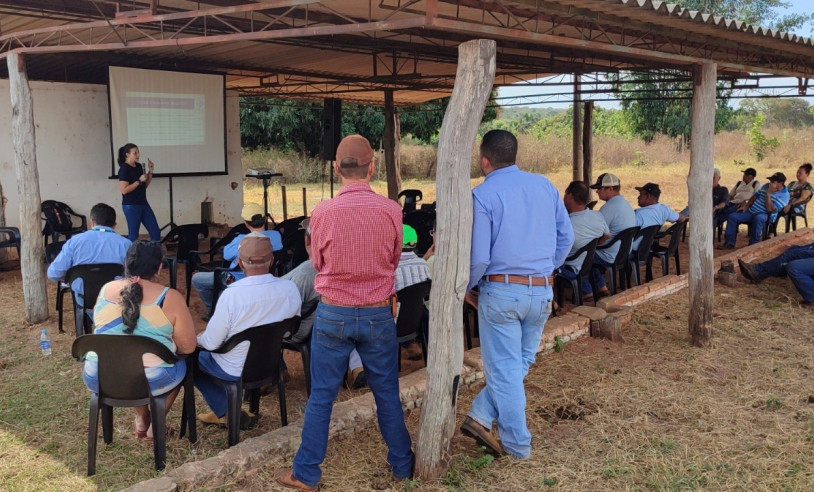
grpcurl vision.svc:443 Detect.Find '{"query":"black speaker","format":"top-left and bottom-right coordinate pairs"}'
top-left (321, 98), bottom-right (342, 161)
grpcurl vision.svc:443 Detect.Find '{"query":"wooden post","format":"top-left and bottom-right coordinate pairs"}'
top-left (7, 52), bottom-right (48, 323)
top-left (582, 101), bottom-right (594, 188)
top-left (302, 187), bottom-right (307, 216)
top-left (415, 39), bottom-right (496, 481)
top-left (688, 60), bottom-right (717, 347)
top-left (383, 89), bottom-right (399, 200)
top-left (571, 74), bottom-right (582, 182)
top-left (281, 185), bottom-right (288, 220)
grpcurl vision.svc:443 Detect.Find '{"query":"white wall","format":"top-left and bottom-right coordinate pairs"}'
top-left (0, 80), bottom-right (243, 233)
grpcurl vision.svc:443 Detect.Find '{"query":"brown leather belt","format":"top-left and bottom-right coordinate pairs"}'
top-left (320, 296), bottom-right (391, 308)
top-left (484, 274), bottom-right (555, 287)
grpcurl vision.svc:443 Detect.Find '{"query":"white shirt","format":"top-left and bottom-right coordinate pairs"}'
top-left (197, 273), bottom-right (301, 377)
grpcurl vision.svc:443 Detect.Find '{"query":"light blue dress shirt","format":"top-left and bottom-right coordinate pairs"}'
top-left (469, 165), bottom-right (574, 291)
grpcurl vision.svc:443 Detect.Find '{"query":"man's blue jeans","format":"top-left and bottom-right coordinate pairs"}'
top-left (122, 204), bottom-right (161, 241)
top-left (752, 243), bottom-right (814, 280)
top-left (192, 272), bottom-right (215, 311)
top-left (724, 210), bottom-right (768, 246)
top-left (787, 258), bottom-right (814, 302)
top-left (194, 350), bottom-right (239, 417)
top-left (469, 279), bottom-right (552, 459)
top-left (292, 303), bottom-right (413, 487)
top-left (587, 256), bottom-right (614, 294)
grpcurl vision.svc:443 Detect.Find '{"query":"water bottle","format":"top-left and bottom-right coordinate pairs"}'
top-left (40, 329), bottom-right (52, 356)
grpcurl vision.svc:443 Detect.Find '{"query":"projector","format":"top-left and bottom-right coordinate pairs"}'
top-left (246, 168), bottom-right (279, 178)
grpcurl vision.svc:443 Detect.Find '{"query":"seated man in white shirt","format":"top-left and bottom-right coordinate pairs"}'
top-left (195, 232), bottom-right (301, 426)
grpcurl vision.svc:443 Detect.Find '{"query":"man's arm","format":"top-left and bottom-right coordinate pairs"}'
top-left (552, 196), bottom-right (575, 270)
top-left (764, 185), bottom-right (777, 213)
top-left (46, 240), bottom-right (74, 281)
top-left (468, 195), bottom-right (491, 291)
top-left (197, 293), bottom-right (232, 350)
top-left (222, 234), bottom-right (243, 267)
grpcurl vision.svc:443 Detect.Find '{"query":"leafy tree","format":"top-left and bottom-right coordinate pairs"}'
top-left (738, 98), bottom-right (814, 128)
top-left (678, 0), bottom-right (810, 32)
top-left (749, 113), bottom-right (780, 161)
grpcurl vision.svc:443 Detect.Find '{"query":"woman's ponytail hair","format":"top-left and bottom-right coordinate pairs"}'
top-left (120, 240), bottom-right (165, 334)
top-left (117, 143), bottom-right (137, 166)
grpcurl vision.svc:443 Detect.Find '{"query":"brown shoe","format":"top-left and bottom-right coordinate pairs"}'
top-left (346, 367), bottom-right (367, 389)
top-left (460, 416), bottom-right (504, 456)
top-left (402, 342), bottom-right (423, 361)
top-left (738, 259), bottom-right (762, 284)
top-left (275, 468), bottom-right (317, 491)
top-left (800, 301), bottom-right (814, 310)
top-left (594, 287), bottom-right (610, 300)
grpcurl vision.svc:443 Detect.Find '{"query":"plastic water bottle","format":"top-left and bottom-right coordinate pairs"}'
top-left (40, 329), bottom-right (52, 356)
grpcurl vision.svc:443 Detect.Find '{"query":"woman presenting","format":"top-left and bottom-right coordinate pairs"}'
top-left (118, 143), bottom-right (161, 241)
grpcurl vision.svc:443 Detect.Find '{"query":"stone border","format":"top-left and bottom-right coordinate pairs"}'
top-left (127, 228), bottom-right (814, 491)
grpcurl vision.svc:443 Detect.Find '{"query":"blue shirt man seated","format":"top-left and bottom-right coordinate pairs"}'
top-left (47, 203), bottom-right (132, 327)
top-left (560, 180), bottom-right (609, 280)
top-left (191, 202), bottom-right (283, 315)
top-left (632, 182), bottom-right (686, 250)
top-left (720, 172), bottom-right (789, 249)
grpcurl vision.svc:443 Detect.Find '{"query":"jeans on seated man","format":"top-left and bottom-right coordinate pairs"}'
top-left (191, 202), bottom-right (283, 315)
top-left (720, 172), bottom-right (789, 249)
top-left (738, 242), bottom-right (814, 308)
top-left (195, 233), bottom-right (301, 426)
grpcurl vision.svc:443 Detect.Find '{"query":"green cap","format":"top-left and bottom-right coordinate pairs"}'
top-left (403, 225), bottom-right (418, 248)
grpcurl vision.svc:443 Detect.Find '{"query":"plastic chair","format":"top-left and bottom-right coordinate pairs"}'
top-left (395, 280), bottom-right (432, 370)
top-left (593, 226), bottom-right (639, 295)
top-left (71, 334), bottom-right (196, 476)
top-left (650, 221), bottom-right (687, 279)
top-left (202, 317), bottom-right (299, 447)
top-left (555, 237), bottom-right (600, 307)
top-left (41, 200), bottom-right (87, 247)
top-left (783, 197), bottom-right (811, 232)
top-left (398, 189), bottom-right (423, 214)
top-left (161, 224), bottom-right (209, 290)
top-left (274, 216), bottom-right (309, 273)
top-left (626, 225), bottom-right (661, 286)
top-left (185, 223), bottom-right (249, 304)
top-left (282, 303), bottom-right (318, 397)
top-left (45, 241), bottom-right (72, 332)
top-left (65, 263), bottom-right (124, 337)
top-left (0, 226), bottom-right (21, 258)
top-left (586, 200), bottom-right (597, 210)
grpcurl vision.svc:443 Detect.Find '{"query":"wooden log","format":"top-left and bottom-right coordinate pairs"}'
top-left (583, 100), bottom-right (594, 196)
top-left (302, 187), bottom-right (307, 216)
top-left (414, 39), bottom-right (495, 481)
top-left (571, 74), bottom-right (582, 181)
top-left (593, 316), bottom-right (623, 343)
top-left (383, 89), bottom-right (399, 200)
top-left (688, 60), bottom-right (717, 347)
top-left (7, 52), bottom-right (48, 323)
top-left (281, 185), bottom-right (287, 220)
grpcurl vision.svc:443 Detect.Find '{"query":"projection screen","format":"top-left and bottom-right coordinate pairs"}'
top-left (109, 67), bottom-right (226, 176)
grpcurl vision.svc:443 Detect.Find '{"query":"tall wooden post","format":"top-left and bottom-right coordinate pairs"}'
top-left (8, 52), bottom-right (49, 323)
top-left (582, 101), bottom-right (594, 188)
top-left (571, 74), bottom-right (582, 181)
top-left (688, 60), bottom-right (717, 346)
top-left (415, 39), bottom-right (495, 480)
top-left (383, 89), bottom-right (399, 200)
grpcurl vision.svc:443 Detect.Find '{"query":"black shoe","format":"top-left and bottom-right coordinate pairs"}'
top-left (717, 243), bottom-right (735, 250)
top-left (738, 259), bottom-right (762, 284)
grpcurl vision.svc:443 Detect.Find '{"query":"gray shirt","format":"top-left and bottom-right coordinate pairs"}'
top-left (596, 194), bottom-right (636, 264)
top-left (565, 209), bottom-right (609, 272)
top-left (281, 259), bottom-right (319, 343)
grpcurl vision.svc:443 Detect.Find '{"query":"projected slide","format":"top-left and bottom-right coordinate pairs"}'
top-left (109, 67), bottom-right (226, 176)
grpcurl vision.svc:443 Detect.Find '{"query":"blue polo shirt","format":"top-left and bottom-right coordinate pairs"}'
top-left (47, 225), bottom-right (131, 297)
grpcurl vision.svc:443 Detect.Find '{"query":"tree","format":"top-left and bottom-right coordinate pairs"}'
top-left (738, 98), bottom-right (814, 128)
top-left (678, 0), bottom-right (811, 32)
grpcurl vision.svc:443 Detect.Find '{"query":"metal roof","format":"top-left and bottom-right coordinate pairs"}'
top-left (1, 0), bottom-right (814, 105)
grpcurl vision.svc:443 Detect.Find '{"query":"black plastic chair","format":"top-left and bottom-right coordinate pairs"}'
top-left (282, 303), bottom-right (318, 397)
top-left (71, 334), bottom-right (196, 476)
top-left (402, 210), bottom-right (436, 256)
top-left (783, 196), bottom-right (811, 232)
top-left (202, 317), bottom-right (299, 447)
top-left (626, 225), bottom-right (661, 286)
top-left (64, 263), bottom-right (124, 337)
top-left (275, 216), bottom-right (308, 273)
top-left (555, 237), bottom-right (600, 308)
top-left (586, 200), bottom-right (598, 210)
top-left (650, 221), bottom-right (687, 278)
top-left (161, 224), bottom-right (209, 290)
top-left (45, 241), bottom-right (72, 332)
top-left (398, 189), bottom-right (423, 214)
top-left (41, 200), bottom-right (87, 247)
top-left (185, 223), bottom-right (249, 304)
top-left (593, 226), bottom-right (639, 295)
top-left (396, 280), bottom-right (432, 370)
top-left (0, 226), bottom-right (21, 258)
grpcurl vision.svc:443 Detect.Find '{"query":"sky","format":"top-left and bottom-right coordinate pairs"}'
top-left (498, 1), bottom-right (813, 109)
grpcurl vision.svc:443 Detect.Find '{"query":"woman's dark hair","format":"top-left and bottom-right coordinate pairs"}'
top-left (120, 240), bottom-right (165, 334)
top-left (117, 143), bottom-right (138, 166)
top-left (801, 163), bottom-right (812, 175)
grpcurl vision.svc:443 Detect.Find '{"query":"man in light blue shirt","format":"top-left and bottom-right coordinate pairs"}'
top-left (562, 180), bottom-right (609, 274)
top-left (589, 173), bottom-right (635, 299)
top-left (720, 172), bottom-right (789, 248)
top-left (463, 130), bottom-right (573, 460)
top-left (47, 203), bottom-right (131, 328)
top-left (192, 202), bottom-right (283, 314)
top-left (632, 182), bottom-right (686, 250)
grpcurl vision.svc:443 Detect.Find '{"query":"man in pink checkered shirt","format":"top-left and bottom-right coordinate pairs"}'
top-left (278, 135), bottom-right (413, 491)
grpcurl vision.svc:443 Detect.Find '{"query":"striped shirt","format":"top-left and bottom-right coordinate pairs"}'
top-left (311, 182), bottom-right (402, 305)
top-left (749, 183), bottom-right (789, 220)
top-left (395, 251), bottom-right (431, 292)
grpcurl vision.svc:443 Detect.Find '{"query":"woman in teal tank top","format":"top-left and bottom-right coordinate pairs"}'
top-left (83, 241), bottom-right (197, 441)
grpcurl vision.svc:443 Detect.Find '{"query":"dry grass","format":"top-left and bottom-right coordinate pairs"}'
top-left (239, 276), bottom-right (814, 491)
